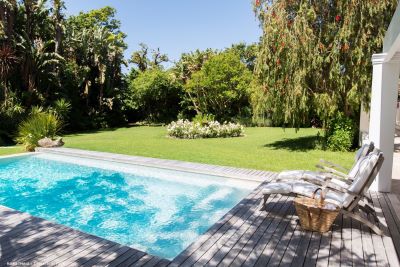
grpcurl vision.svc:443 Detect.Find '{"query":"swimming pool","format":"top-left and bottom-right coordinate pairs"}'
top-left (0, 153), bottom-right (254, 260)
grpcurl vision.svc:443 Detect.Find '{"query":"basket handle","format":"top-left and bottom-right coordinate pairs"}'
top-left (311, 187), bottom-right (326, 206)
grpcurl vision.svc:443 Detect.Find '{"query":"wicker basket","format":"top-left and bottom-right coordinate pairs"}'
top-left (294, 188), bottom-right (340, 233)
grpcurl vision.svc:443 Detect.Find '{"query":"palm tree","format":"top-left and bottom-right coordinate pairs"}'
top-left (92, 26), bottom-right (111, 109)
top-left (16, 33), bottom-right (63, 96)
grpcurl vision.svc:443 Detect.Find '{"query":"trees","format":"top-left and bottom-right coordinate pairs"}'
top-left (61, 6), bottom-right (127, 127)
top-left (127, 69), bottom-right (182, 123)
top-left (226, 43), bottom-right (258, 72)
top-left (129, 43), bottom-right (168, 72)
top-left (0, 3), bottom-right (128, 141)
top-left (252, 0), bottom-right (398, 128)
top-left (173, 49), bottom-right (216, 84)
top-left (185, 52), bottom-right (253, 121)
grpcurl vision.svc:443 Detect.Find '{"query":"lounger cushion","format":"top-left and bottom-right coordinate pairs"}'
top-left (355, 143), bottom-right (371, 161)
top-left (277, 170), bottom-right (349, 188)
top-left (262, 181), bottom-right (345, 206)
top-left (277, 170), bottom-right (322, 180)
top-left (342, 153), bottom-right (379, 208)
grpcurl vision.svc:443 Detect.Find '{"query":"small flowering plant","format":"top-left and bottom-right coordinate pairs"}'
top-left (167, 119), bottom-right (244, 139)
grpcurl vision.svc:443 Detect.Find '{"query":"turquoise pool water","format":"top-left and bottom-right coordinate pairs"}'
top-left (0, 154), bottom-right (252, 259)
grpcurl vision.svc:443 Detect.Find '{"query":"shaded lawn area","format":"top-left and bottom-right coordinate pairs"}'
top-left (0, 146), bottom-right (23, 156)
top-left (64, 126), bottom-right (354, 172)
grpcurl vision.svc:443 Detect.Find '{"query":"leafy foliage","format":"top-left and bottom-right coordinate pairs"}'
top-left (126, 69), bottom-right (183, 123)
top-left (16, 110), bottom-right (62, 151)
top-left (192, 113), bottom-right (215, 126)
top-left (0, 2), bottom-right (128, 135)
top-left (252, 0), bottom-right (397, 128)
top-left (173, 49), bottom-right (216, 84)
top-left (48, 98), bottom-right (71, 120)
top-left (184, 51), bottom-right (253, 121)
top-left (326, 113), bottom-right (355, 151)
top-left (129, 43), bottom-right (168, 72)
top-left (0, 93), bottom-right (24, 144)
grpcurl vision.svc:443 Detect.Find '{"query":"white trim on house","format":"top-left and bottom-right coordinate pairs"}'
top-left (369, 52), bottom-right (400, 192)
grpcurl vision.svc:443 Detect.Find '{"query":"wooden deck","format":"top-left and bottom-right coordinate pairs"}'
top-left (170, 181), bottom-right (400, 267)
top-left (1, 149), bottom-right (400, 266)
top-left (0, 205), bottom-right (170, 266)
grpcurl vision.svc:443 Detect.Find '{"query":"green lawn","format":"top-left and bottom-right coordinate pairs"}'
top-left (63, 126), bottom-right (354, 172)
top-left (0, 146), bottom-right (23, 156)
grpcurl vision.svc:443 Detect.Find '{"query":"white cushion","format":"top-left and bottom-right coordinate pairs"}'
top-left (263, 181), bottom-right (345, 207)
top-left (262, 183), bottom-right (292, 194)
top-left (355, 143), bottom-right (370, 161)
top-left (291, 182), bottom-right (345, 206)
top-left (277, 170), bottom-right (325, 180)
top-left (277, 170), bottom-right (349, 189)
top-left (342, 153), bottom-right (379, 208)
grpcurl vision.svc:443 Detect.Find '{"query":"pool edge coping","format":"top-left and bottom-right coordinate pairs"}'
top-left (35, 147), bottom-right (271, 185)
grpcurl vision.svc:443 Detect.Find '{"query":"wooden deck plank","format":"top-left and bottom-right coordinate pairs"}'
top-left (383, 193), bottom-right (400, 257)
top-left (288, 227), bottom-right (312, 267)
top-left (369, 192), bottom-right (391, 267)
top-left (116, 251), bottom-right (147, 266)
top-left (263, 214), bottom-right (298, 266)
top-left (340, 215), bottom-right (353, 267)
top-left (79, 243), bottom-right (128, 267)
top-left (21, 237), bottom-right (88, 265)
top-left (327, 214), bottom-right (342, 266)
top-left (106, 249), bottom-right (142, 267)
top-left (277, 222), bottom-right (303, 267)
top-left (350, 218), bottom-right (366, 267)
top-left (253, 206), bottom-right (297, 267)
top-left (315, 230), bottom-right (332, 267)
top-left (216, 195), bottom-right (285, 266)
top-left (170, 192), bottom-right (255, 266)
top-left (43, 234), bottom-right (106, 266)
top-left (130, 254), bottom-right (155, 266)
top-left (0, 221), bottom-right (74, 259)
top-left (141, 256), bottom-right (164, 267)
top-left (229, 196), bottom-right (292, 267)
top-left (0, 228), bottom-right (74, 265)
top-left (195, 188), bottom-right (271, 266)
top-left (174, 187), bottom-right (264, 267)
top-left (387, 194), bottom-right (400, 220)
top-left (213, 194), bottom-right (283, 266)
top-left (303, 231), bottom-right (323, 267)
top-left (373, 192), bottom-right (400, 266)
top-left (360, 210), bottom-right (377, 267)
top-left (2, 226), bottom-right (78, 263)
top-left (239, 198), bottom-right (294, 266)
top-left (21, 232), bottom-right (96, 264)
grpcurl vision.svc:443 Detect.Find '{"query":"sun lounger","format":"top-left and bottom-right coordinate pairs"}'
top-left (262, 149), bottom-right (384, 235)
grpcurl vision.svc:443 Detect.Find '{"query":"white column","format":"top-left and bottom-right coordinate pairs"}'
top-left (369, 52), bottom-right (400, 192)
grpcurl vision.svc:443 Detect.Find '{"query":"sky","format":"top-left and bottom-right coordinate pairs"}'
top-left (63, 0), bottom-right (261, 68)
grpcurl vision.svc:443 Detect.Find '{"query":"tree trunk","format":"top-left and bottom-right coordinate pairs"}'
top-left (24, 0), bottom-right (34, 41)
top-left (0, 0), bottom-right (16, 43)
top-left (53, 0), bottom-right (63, 54)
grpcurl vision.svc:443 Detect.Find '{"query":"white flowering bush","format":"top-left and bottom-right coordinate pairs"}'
top-left (167, 120), bottom-right (244, 139)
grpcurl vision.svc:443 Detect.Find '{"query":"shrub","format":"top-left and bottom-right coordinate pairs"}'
top-left (0, 94), bottom-right (25, 144)
top-left (16, 111), bottom-right (62, 151)
top-left (167, 119), bottom-right (244, 139)
top-left (192, 114), bottom-right (215, 126)
top-left (326, 113), bottom-right (355, 151)
top-left (49, 99), bottom-right (72, 120)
